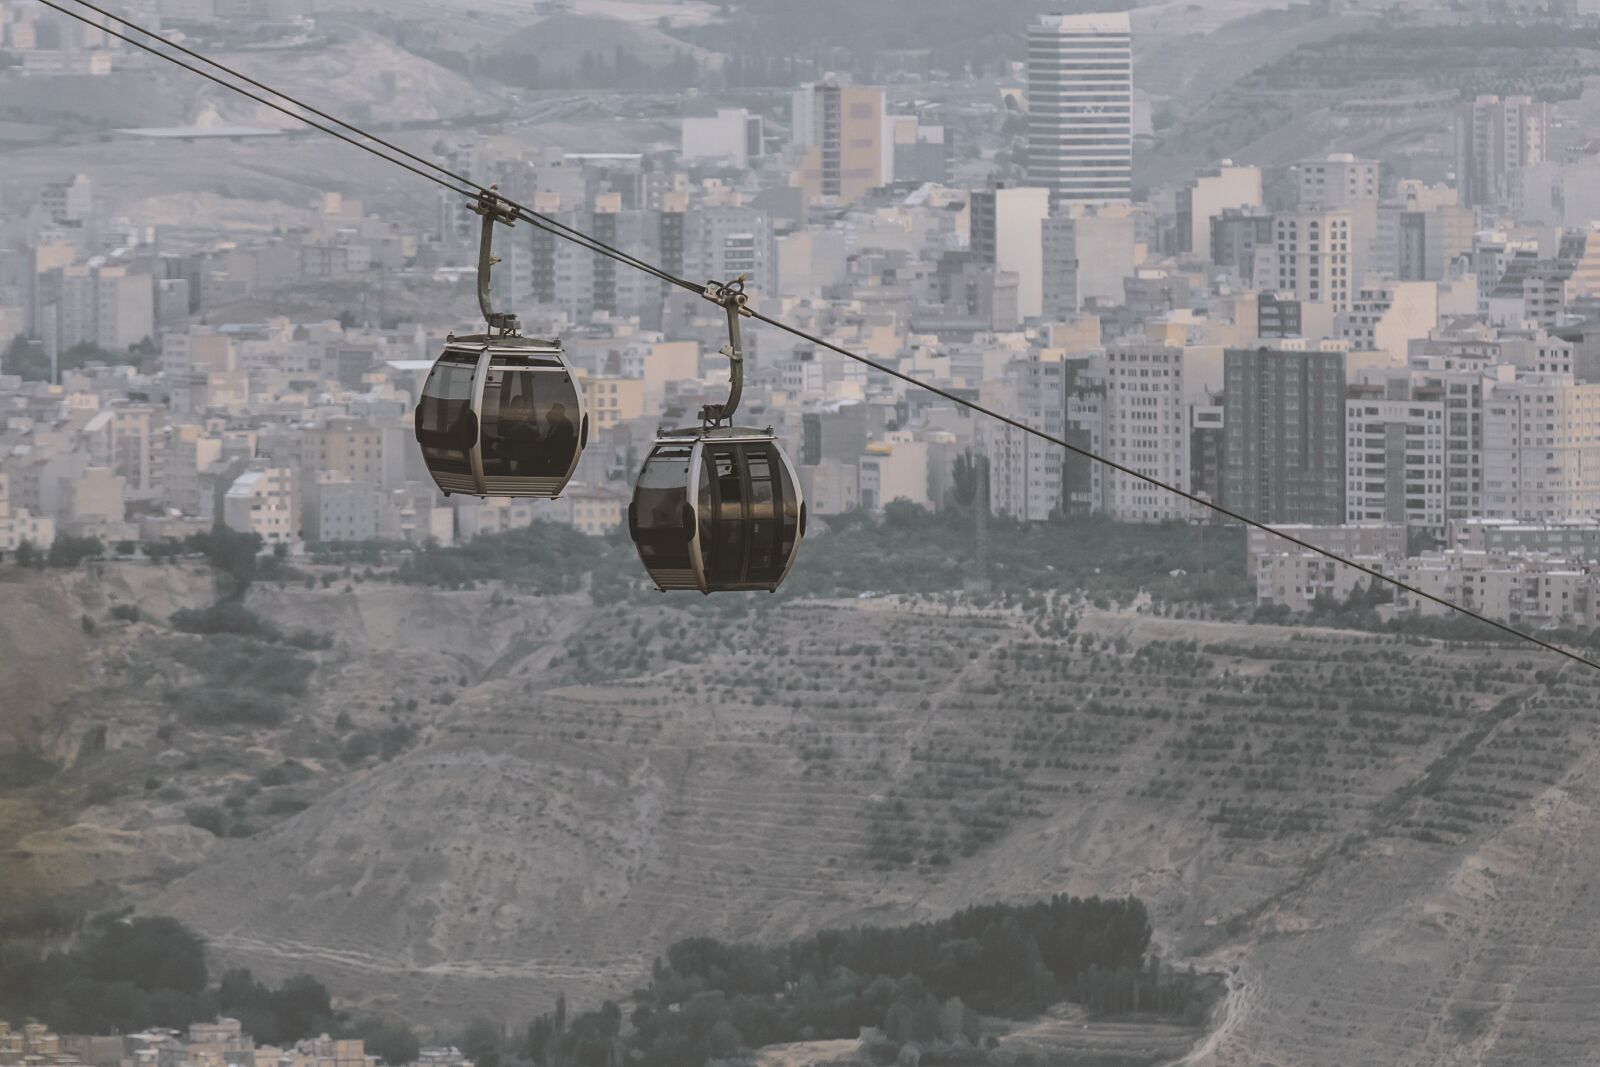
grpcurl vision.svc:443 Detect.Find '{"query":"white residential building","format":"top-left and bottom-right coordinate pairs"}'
top-left (1337, 282), bottom-right (1441, 366)
top-left (1178, 163), bottom-right (1262, 257)
top-left (982, 350), bottom-right (1067, 521)
top-left (1297, 154), bottom-right (1379, 208)
top-left (1101, 341), bottom-right (1190, 522)
top-left (1255, 211), bottom-right (1356, 313)
top-left (1481, 373), bottom-right (1600, 522)
top-left (0, 473), bottom-right (56, 554)
top-left (970, 185), bottom-right (1050, 320)
top-left (1345, 387), bottom-right (1446, 531)
top-left (1393, 551), bottom-right (1594, 627)
top-left (303, 473), bottom-right (381, 543)
top-left (859, 433), bottom-right (931, 512)
top-left (681, 108), bottom-right (763, 170)
top-left (223, 466), bottom-right (300, 546)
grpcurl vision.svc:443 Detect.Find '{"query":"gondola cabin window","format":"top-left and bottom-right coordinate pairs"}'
top-left (416, 357), bottom-right (477, 476)
top-left (633, 446), bottom-right (694, 573)
top-left (480, 368), bottom-right (579, 479)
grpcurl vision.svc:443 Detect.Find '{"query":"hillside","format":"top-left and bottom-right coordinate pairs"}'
top-left (193, 29), bottom-right (505, 127)
top-left (483, 14), bottom-right (720, 78)
top-left (1138, 17), bottom-right (1600, 191)
top-left (0, 563), bottom-right (224, 911)
top-left (0, 24), bottom-right (504, 224)
top-left (0, 28), bottom-right (500, 135)
top-left (5, 551), bottom-right (1600, 1063)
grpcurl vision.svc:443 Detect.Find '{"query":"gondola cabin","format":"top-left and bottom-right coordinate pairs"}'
top-left (630, 426), bottom-right (804, 593)
top-left (414, 334), bottom-right (587, 498)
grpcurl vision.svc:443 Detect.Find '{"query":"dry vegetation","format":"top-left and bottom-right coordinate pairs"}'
top-left (4, 524), bottom-right (1599, 1067)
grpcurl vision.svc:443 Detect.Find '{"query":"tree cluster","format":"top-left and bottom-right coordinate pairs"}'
top-left (1073, 957), bottom-right (1211, 1023)
top-left (394, 521), bottom-right (611, 593)
top-left (779, 505), bottom-right (1251, 608)
top-left (2, 337), bottom-right (149, 381)
top-left (518, 895), bottom-right (1200, 1067)
top-left (11, 535), bottom-right (106, 570)
top-left (163, 633), bottom-right (318, 728)
top-left (177, 526), bottom-right (267, 591)
top-left (0, 916), bottom-right (214, 1034)
top-left (0, 916), bottom-right (415, 1062)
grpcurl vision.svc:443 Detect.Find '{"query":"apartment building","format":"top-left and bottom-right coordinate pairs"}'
top-left (1481, 373), bottom-right (1600, 522)
top-left (223, 466), bottom-right (300, 545)
top-left (1255, 211), bottom-right (1356, 313)
top-left (1223, 341), bottom-right (1348, 525)
top-left (1345, 382), bottom-right (1446, 532)
top-left (1102, 340), bottom-right (1190, 522)
top-left (792, 77), bottom-right (888, 203)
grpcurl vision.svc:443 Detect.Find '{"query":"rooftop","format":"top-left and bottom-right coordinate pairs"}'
top-left (1032, 12), bottom-right (1131, 33)
top-left (116, 125), bottom-right (284, 139)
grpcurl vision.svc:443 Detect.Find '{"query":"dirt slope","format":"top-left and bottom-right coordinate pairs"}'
top-left (484, 14), bottom-right (720, 76)
top-left (9, 566), bottom-right (1600, 1064)
top-left (195, 30), bottom-right (503, 127)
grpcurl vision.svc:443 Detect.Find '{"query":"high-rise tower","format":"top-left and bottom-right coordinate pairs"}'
top-left (1456, 95), bottom-right (1550, 210)
top-left (791, 77), bottom-right (887, 204)
top-left (1026, 12), bottom-right (1133, 204)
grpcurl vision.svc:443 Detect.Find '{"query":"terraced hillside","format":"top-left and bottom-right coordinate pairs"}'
top-left (1137, 16), bottom-right (1600, 191)
top-left (7, 560), bottom-right (1600, 1064)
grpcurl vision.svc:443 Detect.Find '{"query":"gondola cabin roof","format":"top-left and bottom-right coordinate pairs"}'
top-left (653, 425), bottom-right (778, 444)
top-left (444, 333), bottom-right (562, 352)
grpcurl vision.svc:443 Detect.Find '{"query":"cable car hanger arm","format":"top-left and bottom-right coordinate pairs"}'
top-left (469, 190), bottom-right (520, 336)
top-left (700, 277), bottom-right (751, 427)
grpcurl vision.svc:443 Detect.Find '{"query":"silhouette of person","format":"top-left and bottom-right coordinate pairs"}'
top-left (541, 400), bottom-right (576, 475)
top-left (650, 496), bottom-right (677, 528)
top-left (443, 399), bottom-right (477, 454)
top-left (500, 390), bottom-right (539, 473)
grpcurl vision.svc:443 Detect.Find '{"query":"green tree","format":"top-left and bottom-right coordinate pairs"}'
top-left (951, 450), bottom-right (987, 508)
top-left (187, 525), bottom-right (263, 591)
top-left (84, 917), bottom-right (208, 995)
top-left (345, 1018), bottom-right (420, 1065)
top-left (566, 1001), bottom-right (622, 1067)
top-left (14, 538), bottom-right (39, 567)
top-left (59, 341), bottom-right (135, 372)
top-left (271, 974), bottom-right (336, 1043)
top-left (129, 336), bottom-right (158, 370)
top-left (1, 335), bottom-right (48, 380)
top-left (527, 995), bottom-right (567, 1066)
top-left (48, 535), bottom-right (105, 568)
top-left (456, 1018), bottom-right (503, 1067)
top-left (883, 499), bottom-right (930, 528)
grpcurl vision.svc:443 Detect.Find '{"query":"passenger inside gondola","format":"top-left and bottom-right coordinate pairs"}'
top-left (541, 401), bottom-right (575, 475)
top-left (499, 390), bottom-right (539, 474)
top-left (480, 374), bottom-right (528, 476)
top-left (709, 449), bottom-right (743, 583)
top-left (444, 400), bottom-right (477, 453)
